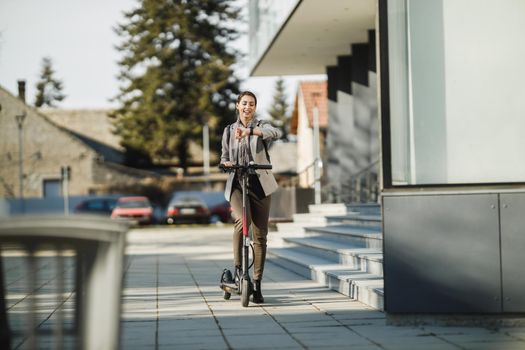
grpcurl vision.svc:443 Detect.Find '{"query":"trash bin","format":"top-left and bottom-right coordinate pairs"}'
top-left (0, 215), bottom-right (128, 350)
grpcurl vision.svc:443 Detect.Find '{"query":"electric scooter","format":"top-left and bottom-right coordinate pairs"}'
top-left (219, 161), bottom-right (272, 307)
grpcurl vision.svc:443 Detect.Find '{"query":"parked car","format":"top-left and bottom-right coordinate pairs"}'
top-left (111, 196), bottom-right (153, 225)
top-left (166, 191), bottom-right (232, 224)
top-left (204, 192), bottom-right (233, 224)
top-left (74, 196), bottom-right (119, 216)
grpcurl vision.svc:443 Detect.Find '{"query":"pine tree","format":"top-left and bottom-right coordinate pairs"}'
top-left (34, 57), bottom-right (66, 108)
top-left (110, 0), bottom-right (241, 170)
top-left (268, 77), bottom-right (289, 140)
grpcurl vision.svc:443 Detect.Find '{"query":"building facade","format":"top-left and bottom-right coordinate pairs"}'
top-left (250, 0), bottom-right (379, 202)
top-left (0, 85), bottom-right (156, 199)
top-left (250, 0), bottom-right (525, 316)
top-left (290, 81), bottom-right (328, 188)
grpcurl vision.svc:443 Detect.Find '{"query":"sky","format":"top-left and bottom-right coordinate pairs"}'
top-left (0, 0), bottom-right (323, 118)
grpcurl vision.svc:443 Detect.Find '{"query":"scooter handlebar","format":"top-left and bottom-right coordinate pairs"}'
top-left (219, 162), bottom-right (272, 172)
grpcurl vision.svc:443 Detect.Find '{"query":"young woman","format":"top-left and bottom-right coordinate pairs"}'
top-left (220, 91), bottom-right (282, 303)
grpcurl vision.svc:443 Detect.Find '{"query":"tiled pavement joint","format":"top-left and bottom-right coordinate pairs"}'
top-left (285, 287), bottom-right (386, 349)
top-left (183, 257), bottom-right (233, 350)
top-left (257, 303), bottom-right (309, 349)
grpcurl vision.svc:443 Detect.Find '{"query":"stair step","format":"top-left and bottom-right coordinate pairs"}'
top-left (346, 203), bottom-right (381, 216)
top-left (277, 222), bottom-right (326, 234)
top-left (308, 203), bottom-right (347, 215)
top-left (281, 237), bottom-right (383, 276)
top-left (304, 224), bottom-right (382, 249)
top-left (327, 214), bottom-right (382, 228)
top-left (268, 248), bottom-right (384, 310)
top-left (291, 213), bottom-right (331, 224)
top-left (326, 270), bottom-right (384, 310)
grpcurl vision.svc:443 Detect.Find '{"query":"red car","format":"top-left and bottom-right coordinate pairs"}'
top-left (111, 196), bottom-right (153, 225)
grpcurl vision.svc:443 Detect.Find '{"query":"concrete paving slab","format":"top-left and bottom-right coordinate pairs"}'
top-left (460, 341), bottom-right (525, 350)
top-left (439, 332), bottom-right (517, 344)
top-left (225, 333), bottom-right (301, 349)
top-left (291, 330), bottom-right (374, 347)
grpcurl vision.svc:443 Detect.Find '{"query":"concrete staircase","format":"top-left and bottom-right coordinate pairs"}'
top-left (268, 202), bottom-right (384, 310)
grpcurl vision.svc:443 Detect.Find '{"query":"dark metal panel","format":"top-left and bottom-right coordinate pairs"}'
top-left (500, 193), bottom-right (525, 312)
top-left (337, 55), bottom-right (352, 95)
top-left (383, 194), bottom-right (501, 313)
top-left (326, 66), bottom-right (338, 102)
top-left (351, 43), bottom-right (369, 86)
top-left (378, 0), bottom-right (392, 187)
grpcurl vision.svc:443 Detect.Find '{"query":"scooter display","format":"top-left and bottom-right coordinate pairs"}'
top-left (219, 161), bottom-right (272, 307)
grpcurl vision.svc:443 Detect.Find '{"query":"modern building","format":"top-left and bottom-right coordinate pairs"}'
top-left (249, 0), bottom-right (525, 317)
top-left (250, 0), bottom-right (379, 202)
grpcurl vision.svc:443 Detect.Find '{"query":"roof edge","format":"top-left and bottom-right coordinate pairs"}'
top-left (249, 0), bottom-right (304, 77)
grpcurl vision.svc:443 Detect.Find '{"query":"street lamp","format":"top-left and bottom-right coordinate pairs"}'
top-left (202, 114), bottom-right (211, 190)
top-left (61, 166), bottom-right (71, 215)
top-left (15, 111), bottom-right (27, 200)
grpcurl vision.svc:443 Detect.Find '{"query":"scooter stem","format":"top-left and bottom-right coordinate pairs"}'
top-left (242, 174), bottom-right (248, 237)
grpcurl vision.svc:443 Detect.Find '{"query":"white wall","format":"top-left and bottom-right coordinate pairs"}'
top-left (388, 0), bottom-right (525, 185)
top-left (443, 0), bottom-right (525, 183)
top-left (326, 99), bottom-right (341, 191)
top-left (353, 72), bottom-right (379, 169)
top-left (297, 89), bottom-right (315, 187)
top-left (387, 0), bottom-right (412, 185)
top-left (337, 91), bottom-right (357, 176)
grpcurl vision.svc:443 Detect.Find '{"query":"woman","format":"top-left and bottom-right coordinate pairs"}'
top-left (220, 91), bottom-right (282, 303)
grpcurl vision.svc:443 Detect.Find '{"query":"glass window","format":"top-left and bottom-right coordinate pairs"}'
top-left (86, 199), bottom-right (105, 210)
top-left (248, 0), bottom-right (300, 71)
top-left (386, 0), bottom-right (525, 185)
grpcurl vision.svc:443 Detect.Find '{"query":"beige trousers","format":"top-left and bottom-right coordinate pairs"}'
top-left (230, 183), bottom-right (271, 281)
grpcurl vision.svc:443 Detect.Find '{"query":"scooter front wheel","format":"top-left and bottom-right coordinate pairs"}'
top-left (241, 279), bottom-right (250, 307)
top-left (223, 290), bottom-right (231, 300)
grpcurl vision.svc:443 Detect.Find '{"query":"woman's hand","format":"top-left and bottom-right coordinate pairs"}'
top-left (222, 161), bottom-right (234, 167)
top-left (235, 127), bottom-right (261, 139)
top-left (235, 127), bottom-right (250, 139)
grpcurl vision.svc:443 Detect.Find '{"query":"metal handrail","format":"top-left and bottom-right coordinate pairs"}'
top-left (323, 160), bottom-right (380, 204)
top-left (284, 158), bottom-right (379, 204)
top-left (351, 160), bottom-right (379, 180)
top-left (296, 160), bottom-right (317, 177)
top-left (281, 160), bottom-right (317, 188)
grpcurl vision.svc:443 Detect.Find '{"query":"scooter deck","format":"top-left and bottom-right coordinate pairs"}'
top-left (220, 282), bottom-right (239, 294)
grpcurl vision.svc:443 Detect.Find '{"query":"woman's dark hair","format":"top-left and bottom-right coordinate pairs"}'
top-left (237, 91), bottom-right (257, 106)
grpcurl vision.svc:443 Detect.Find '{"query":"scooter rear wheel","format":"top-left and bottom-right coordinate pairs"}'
top-left (241, 279), bottom-right (250, 307)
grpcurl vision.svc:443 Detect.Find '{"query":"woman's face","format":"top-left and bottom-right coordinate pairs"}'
top-left (236, 95), bottom-right (257, 122)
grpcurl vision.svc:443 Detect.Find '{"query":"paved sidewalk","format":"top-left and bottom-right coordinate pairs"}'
top-left (120, 227), bottom-right (525, 350)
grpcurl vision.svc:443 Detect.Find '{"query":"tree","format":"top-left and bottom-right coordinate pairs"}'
top-left (268, 77), bottom-right (290, 140)
top-left (110, 0), bottom-right (241, 170)
top-left (34, 57), bottom-right (66, 108)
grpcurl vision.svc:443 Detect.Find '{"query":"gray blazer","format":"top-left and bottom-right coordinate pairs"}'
top-left (221, 118), bottom-right (282, 201)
